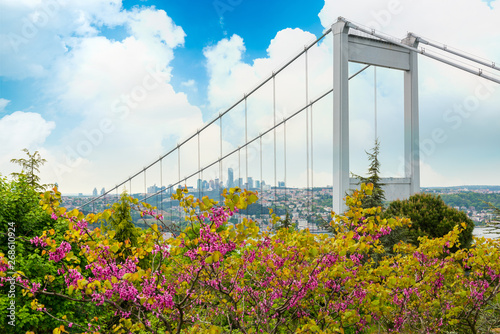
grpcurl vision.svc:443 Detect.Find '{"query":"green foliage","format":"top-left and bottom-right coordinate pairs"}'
top-left (384, 193), bottom-right (475, 249)
top-left (102, 192), bottom-right (142, 248)
top-left (351, 139), bottom-right (385, 209)
top-left (10, 148), bottom-right (51, 192)
top-left (273, 210), bottom-right (296, 231)
top-left (0, 175), bottom-right (109, 333)
top-left (0, 174), bottom-right (53, 241)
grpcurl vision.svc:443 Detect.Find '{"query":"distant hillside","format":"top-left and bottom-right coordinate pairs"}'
top-left (423, 192), bottom-right (500, 211)
top-left (422, 185), bottom-right (500, 192)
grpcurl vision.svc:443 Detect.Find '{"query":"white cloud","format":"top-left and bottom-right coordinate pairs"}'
top-left (127, 8), bottom-right (185, 49)
top-left (181, 79), bottom-right (196, 88)
top-left (0, 0), bottom-right (127, 79)
top-left (0, 98), bottom-right (10, 112)
top-left (0, 111), bottom-right (55, 174)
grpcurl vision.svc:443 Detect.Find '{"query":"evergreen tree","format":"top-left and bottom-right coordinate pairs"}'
top-left (10, 148), bottom-right (51, 191)
top-left (102, 192), bottom-right (141, 248)
top-left (352, 139), bottom-right (385, 208)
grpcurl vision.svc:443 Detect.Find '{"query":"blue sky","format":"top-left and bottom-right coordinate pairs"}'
top-left (126, 0), bottom-right (326, 108)
top-left (0, 0), bottom-right (499, 194)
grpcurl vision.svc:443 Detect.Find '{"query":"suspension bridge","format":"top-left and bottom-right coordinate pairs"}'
top-left (78, 17), bottom-right (499, 230)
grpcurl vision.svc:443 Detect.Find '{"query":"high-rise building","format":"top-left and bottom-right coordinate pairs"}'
top-left (238, 178), bottom-right (243, 188)
top-left (147, 184), bottom-right (160, 194)
top-left (92, 187), bottom-right (98, 197)
top-left (197, 179), bottom-right (203, 189)
top-left (247, 177), bottom-right (254, 189)
top-left (255, 180), bottom-right (261, 189)
top-left (227, 168), bottom-right (234, 188)
top-left (278, 181), bottom-right (286, 188)
top-left (100, 187), bottom-right (106, 195)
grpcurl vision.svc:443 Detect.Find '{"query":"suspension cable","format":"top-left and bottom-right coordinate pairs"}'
top-left (412, 33), bottom-right (499, 72)
top-left (305, 47), bottom-right (311, 223)
top-left (273, 74), bottom-right (277, 211)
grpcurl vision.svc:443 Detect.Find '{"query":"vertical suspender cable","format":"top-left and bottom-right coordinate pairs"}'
top-left (273, 74), bottom-right (277, 210)
top-left (331, 30), bottom-right (335, 214)
top-left (155, 168), bottom-right (158, 209)
top-left (238, 148), bottom-right (241, 222)
top-left (201, 169), bottom-right (204, 198)
top-left (160, 159), bottom-right (163, 212)
top-left (245, 96), bottom-right (248, 190)
top-left (144, 169), bottom-right (147, 200)
top-left (198, 131), bottom-right (201, 201)
top-left (260, 135), bottom-right (263, 222)
top-left (284, 119), bottom-right (287, 209)
top-left (178, 146), bottom-right (181, 187)
top-left (245, 96), bottom-right (248, 221)
top-left (311, 102), bottom-right (314, 220)
top-left (178, 146), bottom-right (181, 221)
top-left (305, 47), bottom-right (310, 222)
top-left (170, 183), bottom-right (173, 225)
top-left (374, 66), bottom-right (378, 140)
top-left (221, 115), bottom-right (224, 201)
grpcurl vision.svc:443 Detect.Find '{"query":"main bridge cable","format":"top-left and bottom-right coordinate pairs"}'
top-left (337, 17), bottom-right (500, 85)
top-left (410, 33), bottom-right (499, 72)
top-left (137, 66), bottom-right (372, 204)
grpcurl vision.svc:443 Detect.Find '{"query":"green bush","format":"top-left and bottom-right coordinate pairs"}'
top-left (0, 175), bottom-right (110, 333)
top-left (384, 193), bottom-right (474, 250)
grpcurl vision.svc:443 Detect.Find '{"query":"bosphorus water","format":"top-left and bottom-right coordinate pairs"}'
top-left (473, 226), bottom-right (499, 239)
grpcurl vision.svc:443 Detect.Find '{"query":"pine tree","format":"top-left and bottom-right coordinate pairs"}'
top-left (352, 139), bottom-right (385, 209)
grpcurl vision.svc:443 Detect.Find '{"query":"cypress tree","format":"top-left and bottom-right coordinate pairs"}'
top-left (352, 139), bottom-right (385, 209)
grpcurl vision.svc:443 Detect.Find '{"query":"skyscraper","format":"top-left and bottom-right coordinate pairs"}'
top-left (247, 177), bottom-right (254, 189)
top-left (227, 168), bottom-right (234, 188)
top-left (100, 187), bottom-right (105, 195)
top-left (92, 187), bottom-right (98, 197)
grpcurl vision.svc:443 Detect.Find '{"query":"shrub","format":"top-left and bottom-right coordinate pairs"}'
top-left (384, 193), bottom-right (474, 249)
